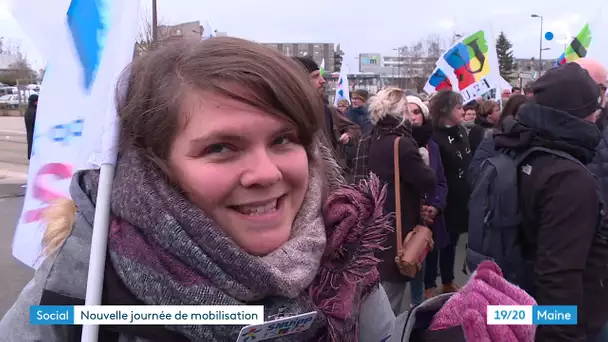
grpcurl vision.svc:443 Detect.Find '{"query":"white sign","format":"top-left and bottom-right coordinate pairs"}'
top-left (11, 0), bottom-right (141, 268)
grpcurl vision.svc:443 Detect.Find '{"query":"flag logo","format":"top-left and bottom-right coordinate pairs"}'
top-left (67, 0), bottom-right (110, 91)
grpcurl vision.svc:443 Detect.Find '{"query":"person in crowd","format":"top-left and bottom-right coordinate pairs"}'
top-left (425, 90), bottom-right (471, 299)
top-left (500, 89), bottom-right (511, 104)
top-left (468, 100), bottom-right (500, 154)
top-left (493, 62), bottom-right (608, 341)
top-left (346, 89), bottom-right (374, 135)
top-left (584, 58), bottom-right (608, 201)
top-left (468, 94), bottom-right (527, 185)
top-left (0, 37), bottom-right (396, 342)
top-left (24, 94), bottom-right (38, 160)
top-left (407, 95), bottom-right (449, 309)
top-left (578, 58), bottom-right (608, 342)
top-left (575, 58), bottom-right (607, 123)
top-left (336, 98), bottom-right (350, 116)
top-left (294, 57), bottom-right (361, 158)
top-left (352, 88), bottom-right (437, 316)
top-left (511, 86), bottom-right (522, 95)
top-left (523, 84), bottom-right (534, 98)
top-left (461, 104), bottom-right (477, 131)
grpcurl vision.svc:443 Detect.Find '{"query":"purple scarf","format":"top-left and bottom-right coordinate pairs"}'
top-left (104, 144), bottom-right (391, 341)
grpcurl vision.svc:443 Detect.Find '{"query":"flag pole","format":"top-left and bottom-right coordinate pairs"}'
top-left (80, 163), bottom-right (115, 342)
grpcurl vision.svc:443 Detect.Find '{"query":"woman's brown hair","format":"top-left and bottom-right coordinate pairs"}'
top-left (477, 100), bottom-right (499, 118)
top-left (117, 36), bottom-right (325, 175)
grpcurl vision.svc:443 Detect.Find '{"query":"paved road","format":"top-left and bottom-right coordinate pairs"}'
top-left (0, 190), bottom-right (33, 318)
top-left (0, 117), bottom-right (29, 184)
top-left (0, 117), bottom-right (469, 318)
top-left (0, 117), bottom-right (33, 318)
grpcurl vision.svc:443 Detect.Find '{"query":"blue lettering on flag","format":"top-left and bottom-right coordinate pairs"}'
top-left (66, 0), bottom-right (110, 91)
top-left (30, 305), bottom-right (74, 325)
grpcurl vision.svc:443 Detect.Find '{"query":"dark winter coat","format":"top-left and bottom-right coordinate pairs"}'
top-left (587, 108), bottom-right (608, 210)
top-left (367, 116), bottom-right (437, 282)
top-left (494, 103), bottom-right (608, 342)
top-left (468, 116), bottom-right (494, 156)
top-left (346, 106), bottom-right (374, 135)
top-left (412, 120), bottom-right (449, 250)
top-left (468, 134), bottom-right (498, 187)
top-left (432, 125), bottom-right (472, 235)
top-left (24, 100), bottom-right (37, 160)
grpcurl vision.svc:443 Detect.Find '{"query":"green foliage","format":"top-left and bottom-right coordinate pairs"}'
top-left (496, 31), bottom-right (515, 82)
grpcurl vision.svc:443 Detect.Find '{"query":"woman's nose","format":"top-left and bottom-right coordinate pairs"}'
top-left (240, 149), bottom-right (282, 188)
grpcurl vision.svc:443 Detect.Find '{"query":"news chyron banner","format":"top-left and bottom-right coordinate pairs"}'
top-left (488, 305), bottom-right (578, 325)
top-left (10, 0), bottom-right (140, 268)
top-left (31, 305), bottom-right (320, 341)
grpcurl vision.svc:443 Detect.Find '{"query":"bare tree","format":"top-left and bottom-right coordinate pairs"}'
top-left (403, 42), bottom-right (423, 90)
top-left (402, 35), bottom-right (447, 92)
top-left (0, 43), bottom-right (37, 85)
top-left (136, 8), bottom-right (166, 55)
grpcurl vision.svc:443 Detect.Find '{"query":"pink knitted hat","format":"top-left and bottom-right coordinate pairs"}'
top-left (429, 261), bottom-right (537, 341)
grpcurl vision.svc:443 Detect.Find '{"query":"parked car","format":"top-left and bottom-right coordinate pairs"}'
top-left (0, 95), bottom-right (21, 109)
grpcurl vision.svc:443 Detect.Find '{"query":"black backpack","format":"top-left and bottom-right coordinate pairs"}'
top-left (466, 146), bottom-right (586, 287)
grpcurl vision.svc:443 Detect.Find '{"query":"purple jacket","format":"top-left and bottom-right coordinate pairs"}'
top-left (425, 138), bottom-right (449, 250)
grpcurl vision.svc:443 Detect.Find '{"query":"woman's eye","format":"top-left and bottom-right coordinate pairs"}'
top-left (273, 136), bottom-right (291, 145)
top-left (205, 143), bottom-right (231, 155)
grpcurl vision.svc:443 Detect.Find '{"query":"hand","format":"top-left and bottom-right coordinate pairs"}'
top-left (418, 147), bottom-right (430, 166)
top-left (339, 133), bottom-right (350, 144)
top-left (422, 205), bottom-right (438, 226)
top-left (425, 206), bottom-right (439, 220)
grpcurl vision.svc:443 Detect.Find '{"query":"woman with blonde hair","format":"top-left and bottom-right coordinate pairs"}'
top-left (0, 37), bottom-right (396, 341)
top-left (336, 98), bottom-right (350, 115)
top-left (352, 87), bottom-right (437, 315)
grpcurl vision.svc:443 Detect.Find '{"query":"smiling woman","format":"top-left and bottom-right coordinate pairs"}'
top-left (0, 37), bottom-right (396, 342)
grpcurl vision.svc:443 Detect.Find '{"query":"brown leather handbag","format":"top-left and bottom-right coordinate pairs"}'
top-left (393, 137), bottom-right (435, 278)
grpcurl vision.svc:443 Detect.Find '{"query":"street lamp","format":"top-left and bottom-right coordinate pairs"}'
top-left (531, 14), bottom-right (544, 73)
top-left (393, 48), bottom-right (401, 88)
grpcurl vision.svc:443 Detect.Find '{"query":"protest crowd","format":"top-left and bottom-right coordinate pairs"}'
top-left (1, 31), bottom-right (608, 342)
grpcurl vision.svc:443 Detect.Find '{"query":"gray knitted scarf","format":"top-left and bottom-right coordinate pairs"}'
top-left (105, 143), bottom-right (391, 341)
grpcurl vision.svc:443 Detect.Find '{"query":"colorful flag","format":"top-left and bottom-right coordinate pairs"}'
top-left (441, 30), bottom-right (492, 91)
top-left (11, 0), bottom-right (141, 268)
top-left (319, 58), bottom-right (325, 77)
top-left (432, 27), bottom-right (501, 103)
top-left (555, 24), bottom-right (592, 66)
top-left (334, 70), bottom-right (350, 105)
top-left (423, 67), bottom-right (454, 94)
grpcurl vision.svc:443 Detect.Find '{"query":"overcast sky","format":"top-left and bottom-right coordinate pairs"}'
top-left (0, 0), bottom-right (605, 71)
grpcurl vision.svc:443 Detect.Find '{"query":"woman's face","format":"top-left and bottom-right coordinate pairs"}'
top-left (408, 103), bottom-right (424, 127)
top-left (169, 92), bottom-right (309, 256)
top-left (464, 109), bottom-right (476, 122)
top-left (337, 103), bottom-right (348, 114)
top-left (450, 104), bottom-right (464, 125)
top-left (487, 104), bottom-right (501, 124)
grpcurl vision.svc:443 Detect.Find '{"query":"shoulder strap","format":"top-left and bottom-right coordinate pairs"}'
top-left (514, 146), bottom-right (587, 169)
top-left (394, 137), bottom-right (402, 253)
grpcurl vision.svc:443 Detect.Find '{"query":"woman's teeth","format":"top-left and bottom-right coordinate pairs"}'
top-left (236, 200), bottom-right (278, 215)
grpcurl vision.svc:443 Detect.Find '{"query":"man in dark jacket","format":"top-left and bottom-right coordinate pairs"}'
top-left (494, 63), bottom-right (608, 342)
top-left (293, 57), bottom-right (361, 156)
top-left (24, 94), bottom-right (38, 160)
